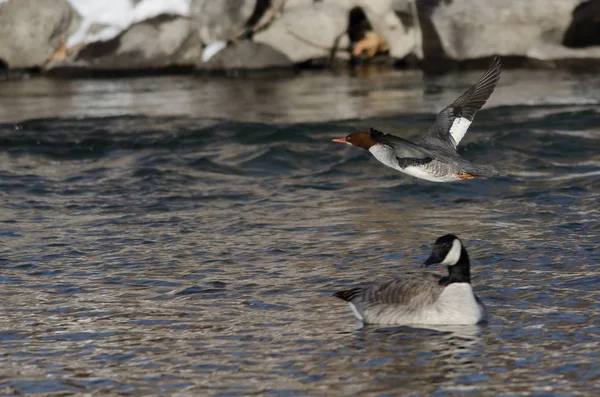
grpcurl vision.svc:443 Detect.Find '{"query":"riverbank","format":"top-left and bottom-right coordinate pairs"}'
top-left (1, 0), bottom-right (600, 79)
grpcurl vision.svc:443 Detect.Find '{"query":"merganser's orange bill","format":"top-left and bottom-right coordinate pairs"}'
top-left (332, 138), bottom-right (347, 143)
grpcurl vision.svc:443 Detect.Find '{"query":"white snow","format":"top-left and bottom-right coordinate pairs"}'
top-left (201, 41), bottom-right (227, 62)
top-left (66, 0), bottom-right (191, 47)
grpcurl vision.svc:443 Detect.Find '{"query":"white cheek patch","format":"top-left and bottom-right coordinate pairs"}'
top-left (449, 117), bottom-right (472, 148)
top-left (440, 239), bottom-right (462, 266)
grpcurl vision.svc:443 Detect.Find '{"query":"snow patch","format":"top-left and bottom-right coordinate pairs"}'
top-left (66, 0), bottom-right (191, 47)
top-left (201, 41), bottom-right (227, 62)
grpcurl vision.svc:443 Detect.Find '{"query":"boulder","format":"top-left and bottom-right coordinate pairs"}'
top-left (358, 1), bottom-right (419, 59)
top-left (195, 40), bottom-right (294, 72)
top-left (254, 3), bottom-right (350, 63)
top-left (0, 0), bottom-right (80, 69)
top-left (527, 42), bottom-right (600, 62)
top-left (563, 0), bottom-right (600, 48)
top-left (245, 0), bottom-right (286, 34)
top-left (255, 1), bottom-right (417, 64)
top-left (47, 15), bottom-right (202, 73)
top-left (391, 0), bottom-right (413, 14)
top-left (419, 0), bottom-right (597, 62)
top-left (283, 0), bottom-right (393, 15)
top-left (66, 0), bottom-right (191, 47)
top-left (190, 0), bottom-right (257, 43)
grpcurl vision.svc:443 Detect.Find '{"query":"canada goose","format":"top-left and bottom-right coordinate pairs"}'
top-left (333, 234), bottom-right (487, 325)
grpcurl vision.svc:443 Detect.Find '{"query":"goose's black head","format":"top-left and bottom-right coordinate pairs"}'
top-left (424, 234), bottom-right (463, 267)
top-left (424, 234), bottom-right (471, 284)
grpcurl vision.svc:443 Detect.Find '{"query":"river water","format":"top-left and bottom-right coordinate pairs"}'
top-left (0, 67), bottom-right (599, 396)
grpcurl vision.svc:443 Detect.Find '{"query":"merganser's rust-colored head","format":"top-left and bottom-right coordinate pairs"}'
top-left (332, 132), bottom-right (377, 150)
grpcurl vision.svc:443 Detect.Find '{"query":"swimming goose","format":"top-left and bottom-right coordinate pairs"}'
top-left (333, 234), bottom-right (487, 325)
top-left (332, 58), bottom-right (501, 182)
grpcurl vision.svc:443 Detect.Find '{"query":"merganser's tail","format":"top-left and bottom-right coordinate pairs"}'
top-left (465, 163), bottom-right (499, 177)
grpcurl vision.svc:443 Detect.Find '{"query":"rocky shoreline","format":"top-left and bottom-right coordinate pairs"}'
top-left (1, 0), bottom-right (600, 78)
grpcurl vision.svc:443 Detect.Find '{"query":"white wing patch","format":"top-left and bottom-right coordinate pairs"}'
top-left (449, 117), bottom-right (472, 148)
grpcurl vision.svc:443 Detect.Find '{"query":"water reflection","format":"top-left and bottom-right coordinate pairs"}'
top-left (1, 68), bottom-right (599, 123)
top-left (321, 324), bottom-right (485, 395)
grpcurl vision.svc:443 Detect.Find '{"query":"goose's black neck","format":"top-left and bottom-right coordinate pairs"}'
top-left (439, 247), bottom-right (471, 286)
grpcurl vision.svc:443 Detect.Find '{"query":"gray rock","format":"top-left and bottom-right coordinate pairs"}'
top-left (246, 0), bottom-right (285, 34)
top-left (49, 15), bottom-right (202, 72)
top-left (392, 0), bottom-right (414, 13)
top-left (359, 1), bottom-right (419, 59)
top-left (528, 42), bottom-right (600, 62)
top-left (255, 1), bottom-right (417, 64)
top-left (196, 40), bottom-right (294, 72)
top-left (190, 0), bottom-right (257, 43)
top-left (0, 0), bottom-right (80, 69)
top-left (421, 0), bottom-right (596, 61)
top-left (563, 0), bottom-right (600, 48)
top-left (283, 0), bottom-right (395, 15)
top-left (254, 3), bottom-right (350, 63)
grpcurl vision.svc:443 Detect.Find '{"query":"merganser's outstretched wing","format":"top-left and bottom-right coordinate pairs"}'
top-left (421, 57), bottom-right (501, 150)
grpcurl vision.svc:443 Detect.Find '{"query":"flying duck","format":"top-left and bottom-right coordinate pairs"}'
top-left (332, 58), bottom-right (502, 182)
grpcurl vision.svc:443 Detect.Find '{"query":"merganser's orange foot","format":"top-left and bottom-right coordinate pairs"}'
top-left (457, 173), bottom-right (479, 179)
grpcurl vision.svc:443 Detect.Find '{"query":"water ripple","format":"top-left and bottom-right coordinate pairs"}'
top-left (0, 103), bottom-right (599, 395)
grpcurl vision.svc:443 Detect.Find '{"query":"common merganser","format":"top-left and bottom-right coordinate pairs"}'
top-left (332, 58), bottom-right (501, 182)
top-left (333, 234), bottom-right (487, 325)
